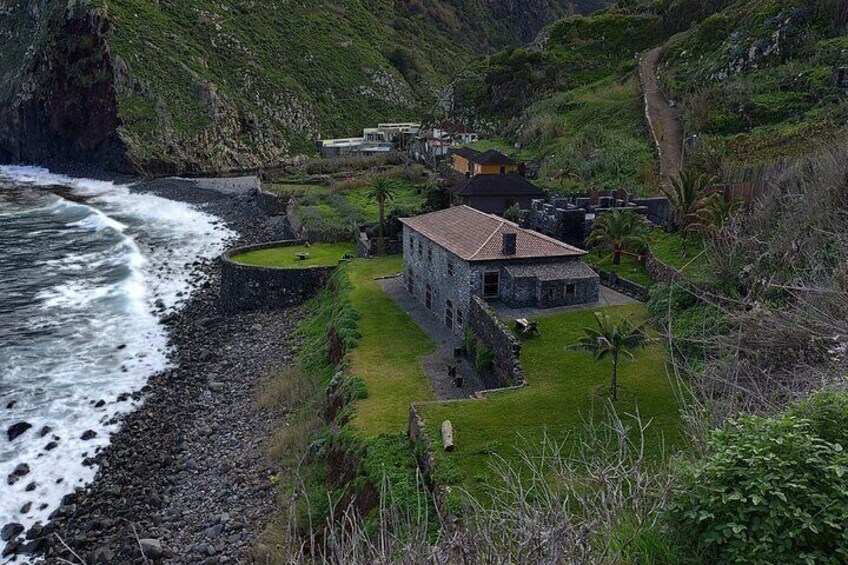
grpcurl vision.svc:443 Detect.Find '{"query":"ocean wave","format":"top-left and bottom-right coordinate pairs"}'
top-left (0, 165), bottom-right (236, 544)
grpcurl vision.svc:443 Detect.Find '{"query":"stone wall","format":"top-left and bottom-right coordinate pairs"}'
top-left (595, 269), bottom-right (649, 301)
top-left (220, 240), bottom-right (336, 312)
top-left (255, 188), bottom-right (287, 216)
top-left (645, 252), bottom-right (684, 284)
top-left (468, 296), bottom-right (526, 389)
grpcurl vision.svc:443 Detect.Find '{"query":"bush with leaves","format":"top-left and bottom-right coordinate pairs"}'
top-left (670, 414), bottom-right (848, 564)
top-left (789, 389), bottom-right (848, 448)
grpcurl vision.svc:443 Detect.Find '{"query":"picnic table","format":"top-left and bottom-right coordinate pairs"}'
top-left (515, 318), bottom-right (540, 336)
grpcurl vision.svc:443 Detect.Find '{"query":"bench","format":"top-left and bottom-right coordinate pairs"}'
top-left (515, 318), bottom-right (540, 336)
top-left (295, 252), bottom-right (311, 260)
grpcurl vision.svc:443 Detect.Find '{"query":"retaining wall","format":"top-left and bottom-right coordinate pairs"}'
top-left (645, 252), bottom-right (684, 284)
top-left (468, 296), bottom-right (526, 389)
top-left (595, 269), bottom-right (650, 302)
top-left (220, 240), bottom-right (336, 312)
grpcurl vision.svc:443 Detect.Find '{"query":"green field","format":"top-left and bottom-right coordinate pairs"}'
top-left (346, 257), bottom-right (436, 435)
top-left (417, 304), bottom-right (682, 494)
top-left (230, 242), bottom-right (354, 268)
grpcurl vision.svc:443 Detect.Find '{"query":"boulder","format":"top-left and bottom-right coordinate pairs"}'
top-left (7, 422), bottom-right (32, 442)
top-left (1, 523), bottom-right (24, 542)
top-left (139, 538), bottom-right (163, 559)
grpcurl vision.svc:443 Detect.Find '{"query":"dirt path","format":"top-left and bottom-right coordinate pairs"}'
top-left (639, 47), bottom-right (683, 187)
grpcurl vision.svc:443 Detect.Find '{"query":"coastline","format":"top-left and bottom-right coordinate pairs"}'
top-left (4, 175), bottom-right (296, 563)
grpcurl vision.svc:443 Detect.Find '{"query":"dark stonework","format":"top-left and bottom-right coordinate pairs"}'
top-left (468, 296), bottom-right (526, 389)
top-left (645, 252), bottom-right (685, 284)
top-left (219, 240), bottom-right (336, 313)
top-left (519, 194), bottom-right (672, 248)
top-left (595, 269), bottom-right (650, 301)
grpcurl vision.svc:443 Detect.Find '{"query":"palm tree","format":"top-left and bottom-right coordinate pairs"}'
top-left (663, 171), bottom-right (716, 243)
top-left (693, 193), bottom-right (741, 237)
top-left (367, 177), bottom-right (398, 255)
top-left (586, 209), bottom-right (650, 265)
top-left (569, 312), bottom-right (649, 401)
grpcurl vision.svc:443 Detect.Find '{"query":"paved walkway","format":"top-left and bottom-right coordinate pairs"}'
top-left (639, 47), bottom-right (684, 188)
top-left (377, 276), bottom-right (485, 400)
top-left (491, 285), bottom-right (639, 320)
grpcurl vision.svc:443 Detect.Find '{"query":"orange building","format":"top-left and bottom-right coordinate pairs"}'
top-left (450, 148), bottom-right (520, 176)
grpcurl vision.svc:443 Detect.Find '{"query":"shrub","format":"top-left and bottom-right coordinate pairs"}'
top-left (670, 415), bottom-right (848, 564)
top-left (789, 389), bottom-right (848, 448)
top-left (475, 340), bottom-right (494, 373)
top-left (463, 326), bottom-right (477, 357)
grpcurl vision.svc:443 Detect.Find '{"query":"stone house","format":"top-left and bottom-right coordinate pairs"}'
top-left (400, 206), bottom-right (600, 334)
top-left (448, 173), bottom-right (546, 215)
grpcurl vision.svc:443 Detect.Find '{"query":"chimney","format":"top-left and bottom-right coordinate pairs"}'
top-left (502, 232), bottom-right (517, 256)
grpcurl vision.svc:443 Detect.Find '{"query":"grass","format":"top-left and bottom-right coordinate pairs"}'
top-left (346, 257), bottom-right (436, 435)
top-left (585, 252), bottom-right (653, 287)
top-left (416, 304), bottom-right (682, 495)
top-left (231, 242), bottom-right (354, 268)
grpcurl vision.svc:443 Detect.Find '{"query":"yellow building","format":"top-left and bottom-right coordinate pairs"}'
top-left (450, 148), bottom-right (520, 176)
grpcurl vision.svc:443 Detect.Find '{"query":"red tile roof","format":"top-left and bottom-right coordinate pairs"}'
top-left (400, 205), bottom-right (586, 262)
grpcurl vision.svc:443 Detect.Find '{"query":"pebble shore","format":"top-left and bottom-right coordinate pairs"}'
top-left (3, 176), bottom-right (296, 563)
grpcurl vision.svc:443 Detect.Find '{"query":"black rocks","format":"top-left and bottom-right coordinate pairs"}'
top-left (80, 430), bottom-right (97, 441)
top-left (38, 426), bottom-right (52, 437)
top-left (1, 523), bottom-right (24, 542)
top-left (7, 422), bottom-right (32, 441)
top-left (7, 463), bottom-right (30, 485)
top-left (45, 441), bottom-right (58, 451)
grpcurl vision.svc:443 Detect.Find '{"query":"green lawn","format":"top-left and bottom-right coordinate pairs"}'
top-left (649, 231), bottom-right (709, 283)
top-left (584, 230), bottom-right (711, 287)
top-left (417, 304), bottom-right (682, 494)
top-left (585, 252), bottom-right (653, 287)
top-left (231, 242), bottom-right (355, 268)
top-left (347, 257), bottom-right (436, 435)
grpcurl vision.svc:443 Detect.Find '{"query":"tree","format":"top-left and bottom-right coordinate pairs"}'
top-left (367, 177), bottom-right (398, 255)
top-left (586, 209), bottom-right (649, 265)
top-left (693, 193), bottom-right (741, 237)
top-left (663, 171), bottom-right (716, 243)
top-left (569, 312), bottom-right (649, 401)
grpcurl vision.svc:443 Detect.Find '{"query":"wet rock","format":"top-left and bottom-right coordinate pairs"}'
top-left (5, 401), bottom-right (16, 410)
top-left (2, 539), bottom-right (21, 557)
top-left (45, 441), bottom-right (58, 451)
top-left (19, 536), bottom-right (49, 554)
top-left (20, 502), bottom-right (32, 514)
top-left (1, 523), bottom-right (24, 542)
top-left (25, 482), bottom-right (36, 492)
top-left (139, 538), bottom-right (163, 559)
top-left (81, 430), bottom-right (97, 441)
top-left (7, 422), bottom-right (32, 441)
top-left (94, 399), bottom-right (106, 408)
top-left (38, 426), bottom-right (52, 437)
top-left (7, 463), bottom-right (30, 485)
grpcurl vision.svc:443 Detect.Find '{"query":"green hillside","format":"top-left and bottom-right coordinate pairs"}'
top-left (445, 5), bottom-right (666, 193)
top-left (0, 0), bottom-right (611, 174)
top-left (660, 0), bottom-right (848, 165)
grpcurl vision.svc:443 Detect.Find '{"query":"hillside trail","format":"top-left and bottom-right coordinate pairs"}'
top-left (639, 46), bottom-right (684, 189)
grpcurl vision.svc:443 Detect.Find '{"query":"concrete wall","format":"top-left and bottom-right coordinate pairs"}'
top-left (595, 269), bottom-right (649, 302)
top-left (468, 296), bottom-right (526, 389)
top-left (220, 240), bottom-right (336, 312)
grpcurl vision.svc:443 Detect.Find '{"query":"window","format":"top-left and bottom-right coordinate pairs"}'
top-left (483, 271), bottom-right (500, 298)
top-left (566, 283), bottom-right (576, 298)
top-left (408, 235), bottom-right (414, 251)
top-left (447, 259), bottom-right (455, 277)
top-left (456, 308), bottom-right (463, 328)
top-left (427, 246), bottom-right (432, 263)
top-left (500, 166), bottom-right (506, 174)
top-left (445, 300), bottom-right (454, 330)
top-left (407, 268), bottom-right (415, 295)
top-left (425, 284), bottom-right (432, 310)
top-left (417, 240), bottom-right (423, 257)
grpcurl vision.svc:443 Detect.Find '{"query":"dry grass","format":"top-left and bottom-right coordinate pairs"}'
top-left (256, 366), bottom-right (316, 411)
top-left (266, 418), bottom-right (323, 464)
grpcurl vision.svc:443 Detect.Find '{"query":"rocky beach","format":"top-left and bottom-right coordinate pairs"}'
top-left (2, 175), bottom-right (298, 563)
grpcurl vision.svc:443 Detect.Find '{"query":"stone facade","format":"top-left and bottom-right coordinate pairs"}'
top-left (519, 195), bottom-right (673, 247)
top-left (220, 241), bottom-right (336, 312)
top-left (402, 225), bottom-right (600, 335)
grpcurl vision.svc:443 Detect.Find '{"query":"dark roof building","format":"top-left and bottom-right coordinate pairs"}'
top-left (448, 173), bottom-right (546, 214)
top-left (400, 206), bottom-right (599, 334)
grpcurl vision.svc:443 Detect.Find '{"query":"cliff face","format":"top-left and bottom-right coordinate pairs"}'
top-left (0, 0), bottom-right (611, 175)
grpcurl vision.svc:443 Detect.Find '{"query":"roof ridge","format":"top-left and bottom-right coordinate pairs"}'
top-left (469, 216), bottom-right (507, 260)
